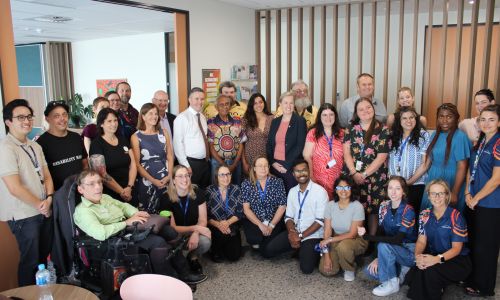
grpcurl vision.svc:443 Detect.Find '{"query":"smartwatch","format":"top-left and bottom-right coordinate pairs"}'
top-left (438, 254), bottom-right (445, 264)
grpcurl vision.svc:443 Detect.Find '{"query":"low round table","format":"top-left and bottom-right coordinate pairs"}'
top-left (1, 284), bottom-right (98, 300)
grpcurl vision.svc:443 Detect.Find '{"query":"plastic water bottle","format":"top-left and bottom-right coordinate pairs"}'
top-left (35, 264), bottom-right (54, 300)
top-left (47, 259), bottom-right (57, 284)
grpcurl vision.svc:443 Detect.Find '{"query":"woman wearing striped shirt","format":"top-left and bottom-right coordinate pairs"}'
top-left (389, 107), bottom-right (430, 214)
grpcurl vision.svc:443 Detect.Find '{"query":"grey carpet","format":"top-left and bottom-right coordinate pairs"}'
top-left (195, 248), bottom-right (499, 300)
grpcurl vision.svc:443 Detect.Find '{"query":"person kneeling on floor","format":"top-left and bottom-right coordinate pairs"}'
top-left (73, 170), bottom-right (207, 284)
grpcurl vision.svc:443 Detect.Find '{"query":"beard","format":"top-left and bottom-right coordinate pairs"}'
top-left (120, 95), bottom-right (130, 104)
top-left (295, 96), bottom-right (312, 110)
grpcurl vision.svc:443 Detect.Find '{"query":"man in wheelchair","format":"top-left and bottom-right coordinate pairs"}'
top-left (73, 170), bottom-right (207, 285)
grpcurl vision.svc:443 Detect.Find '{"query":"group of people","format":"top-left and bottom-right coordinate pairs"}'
top-left (1, 75), bottom-right (498, 299)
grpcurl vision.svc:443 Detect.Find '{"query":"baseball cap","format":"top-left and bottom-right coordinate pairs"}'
top-left (44, 100), bottom-right (70, 116)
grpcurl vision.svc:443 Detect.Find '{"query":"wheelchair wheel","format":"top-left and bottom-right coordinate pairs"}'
top-left (188, 283), bottom-right (197, 293)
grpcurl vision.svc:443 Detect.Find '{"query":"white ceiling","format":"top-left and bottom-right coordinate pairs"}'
top-left (11, 0), bottom-right (174, 44)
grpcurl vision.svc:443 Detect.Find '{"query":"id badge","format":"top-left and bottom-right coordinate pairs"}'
top-left (327, 159), bottom-right (336, 169)
top-left (355, 161), bottom-right (363, 171)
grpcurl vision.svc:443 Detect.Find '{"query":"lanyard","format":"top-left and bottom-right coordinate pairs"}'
top-left (256, 178), bottom-right (269, 204)
top-left (397, 137), bottom-right (410, 173)
top-left (469, 138), bottom-right (487, 189)
top-left (19, 144), bottom-right (44, 185)
top-left (297, 189), bottom-right (310, 220)
top-left (217, 187), bottom-right (232, 216)
top-left (324, 131), bottom-right (334, 158)
top-left (178, 195), bottom-right (190, 220)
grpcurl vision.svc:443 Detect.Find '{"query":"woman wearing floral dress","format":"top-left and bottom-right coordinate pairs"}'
top-left (343, 98), bottom-right (390, 235)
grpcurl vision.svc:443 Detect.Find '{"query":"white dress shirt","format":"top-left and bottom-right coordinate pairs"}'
top-left (285, 180), bottom-right (328, 241)
top-left (173, 106), bottom-right (208, 168)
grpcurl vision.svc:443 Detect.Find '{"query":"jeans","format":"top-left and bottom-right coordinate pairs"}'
top-left (365, 242), bottom-right (416, 282)
top-left (210, 158), bottom-right (242, 185)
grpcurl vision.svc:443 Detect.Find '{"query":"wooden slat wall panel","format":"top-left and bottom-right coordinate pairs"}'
top-left (276, 10), bottom-right (281, 102)
top-left (383, 0), bottom-right (390, 106)
top-left (255, 11), bottom-right (261, 92)
top-left (481, 0), bottom-right (494, 88)
top-left (452, 0), bottom-right (464, 105)
top-left (465, 1), bottom-right (480, 117)
top-left (397, 0), bottom-right (404, 90)
top-left (332, 5), bottom-right (338, 106)
top-left (422, 0), bottom-right (434, 117)
top-left (411, 0), bottom-right (419, 92)
top-left (437, 0), bottom-right (448, 102)
top-left (320, 6), bottom-right (326, 104)
top-left (496, 17), bottom-right (500, 102)
top-left (298, 8), bottom-right (303, 79)
top-left (309, 7), bottom-right (315, 99)
top-left (344, 4), bottom-right (350, 98)
top-left (265, 10), bottom-right (271, 109)
top-left (287, 9), bottom-right (292, 90)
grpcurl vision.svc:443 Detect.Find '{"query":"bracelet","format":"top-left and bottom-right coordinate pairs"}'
top-left (465, 193), bottom-right (470, 196)
top-left (126, 185), bottom-right (133, 188)
top-left (46, 194), bottom-right (53, 198)
top-left (269, 223), bottom-right (275, 229)
top-left (350, 171), bottom-right (358, 177)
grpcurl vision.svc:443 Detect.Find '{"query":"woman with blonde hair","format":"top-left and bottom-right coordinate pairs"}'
top-left (386, 87), bottom-right (427, 128)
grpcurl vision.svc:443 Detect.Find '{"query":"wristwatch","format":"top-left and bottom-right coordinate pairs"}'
top-left (298, 233), bottom-right (303, 240)
top-left (438, 254), bottom-right (445, 264)
top-left (362, 171), bottom-right (368, 178)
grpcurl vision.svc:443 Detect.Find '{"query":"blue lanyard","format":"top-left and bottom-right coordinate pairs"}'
top-left (217, 187), bottom-right (232, 216)
top-left (256, 178), bottom-right (269, 204)
top-left (324, 131), bottom-right (334, 158)
top-left (178, 195), bottom-right (190, 219)
top-left (397, 137), bottom-right (410, 171)
top-left (469, 138), bottom-right (487, 190)
top-left (297, 189), bottom-right (310, 220)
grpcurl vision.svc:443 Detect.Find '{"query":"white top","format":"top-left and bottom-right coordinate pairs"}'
top-left (173, 106), bottom-right (208, 167)
top-left (285, 180), bottom-right (328, 241)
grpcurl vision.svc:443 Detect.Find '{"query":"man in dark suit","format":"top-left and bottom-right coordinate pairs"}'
top-left (152, 90), bottom-right (176, 141)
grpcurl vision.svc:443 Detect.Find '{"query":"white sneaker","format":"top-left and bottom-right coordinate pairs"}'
top-left (372, 278), bottom-right (400, 296)
top-left (343, 270), bottom-right (355, 282)
top-left (399, 266), bottom-right (410, 284)
top-left (251, 244), bottom-right (260, 249)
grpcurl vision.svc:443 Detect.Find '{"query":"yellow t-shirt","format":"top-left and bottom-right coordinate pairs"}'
top-left (204, 101), bottom-right (247, 119)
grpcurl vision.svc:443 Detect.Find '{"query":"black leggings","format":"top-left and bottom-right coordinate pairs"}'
top-left (242, 219), bottom-right (291, 258)
top-left (209, 224), bottom-right (242, 261)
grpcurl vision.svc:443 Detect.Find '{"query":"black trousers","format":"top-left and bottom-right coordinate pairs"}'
top-left (468, 206), bottom-right (500, 295)
top-left (187, 157), bottom-right (210, 189)
top-left (270, 160), bottom-right (297, 194)
top-left (298, 238), bottom-right (321, 274)
top-left (242, 219), bottom-right (291, 258)
top-left (7, 214), bottom-right (53, 286)
top-left (209, 224), bottom-right (242, 261)
top-left (408, 184), bottom-right (425, 216)
top-left (407, 255), bottom-right (471, 300)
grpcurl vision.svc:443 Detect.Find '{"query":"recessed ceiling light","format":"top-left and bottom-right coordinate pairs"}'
top-left (468, 0), bottom-right (475, 4)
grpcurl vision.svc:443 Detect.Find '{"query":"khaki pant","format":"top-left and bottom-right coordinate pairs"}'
top-left (319, 236), bottom-right (368, 276)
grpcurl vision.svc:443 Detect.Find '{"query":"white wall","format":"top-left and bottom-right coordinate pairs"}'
top-left (141, 0), bottom-right (255, 88)
top-left (72, 32), bottom-right (167, 110)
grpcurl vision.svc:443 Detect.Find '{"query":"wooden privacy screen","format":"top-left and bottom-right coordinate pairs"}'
top-left (256, 0), bottom-right (500, 128)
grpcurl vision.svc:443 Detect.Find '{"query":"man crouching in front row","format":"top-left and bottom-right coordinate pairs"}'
top-left (73, 170), bottom-right (207, 284)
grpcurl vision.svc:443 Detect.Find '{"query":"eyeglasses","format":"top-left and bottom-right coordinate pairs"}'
top-left (175, 174), bottom-right (191, 179)
top-left (428, 192), bottom-right (447, 198)
top-left (336, 186), bottom-right (352, 191)
top-left (48, 100), bottom-right (66, 106)
top-left (81, 180), bottom-right (103, 187)
top-left (12, 114), bottom-right (35, 122)
top-left (218, 173), bottom-right (231, 177)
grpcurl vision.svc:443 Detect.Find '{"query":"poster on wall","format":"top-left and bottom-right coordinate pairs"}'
top-left (202, 69), bottom-right (220, 104)
top-left (96, 79), bottom-right (127, 96)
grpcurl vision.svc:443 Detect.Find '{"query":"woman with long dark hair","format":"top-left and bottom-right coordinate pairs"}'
top-left (464, 104), bottom-right (500, 297)
top-left (389, 107), bottom-right (430, 213)
top-left (421, 103), bottom-right (471, 212)
top-left (241, 93), bottom-right (273, 175)
top-left (343, 98), bottom-right (390, 235)
top-left (303, 103), bottom-right (344, 199)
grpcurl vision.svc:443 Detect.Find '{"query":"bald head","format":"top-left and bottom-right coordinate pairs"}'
top-left (152, 90), bottom-right (169, 115)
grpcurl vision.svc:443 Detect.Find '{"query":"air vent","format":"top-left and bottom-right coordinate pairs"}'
top-left (32, 15), bottom-right (73, 23)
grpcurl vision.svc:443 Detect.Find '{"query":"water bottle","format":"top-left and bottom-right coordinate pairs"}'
top-left (47, 259), bottom-right (57, 284)
top-left (35, 264), bottom-right (54, 300)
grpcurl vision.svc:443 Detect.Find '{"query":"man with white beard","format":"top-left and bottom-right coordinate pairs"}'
top-left (275, 80), bottom-right (318, 128)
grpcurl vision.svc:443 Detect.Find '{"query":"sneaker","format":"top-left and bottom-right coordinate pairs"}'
top-left (251, 244), bottom-right (260, 249)
top-left (344, 270), bottom-right (355, 282)
top-left (188, 258), bottom-right (203, 274)
top-left (399, 266), bottom-right (410, 284)
top-left (373, 278), bottom-right (399, 297)
top-left (180, 272), bottom-right (208, 285)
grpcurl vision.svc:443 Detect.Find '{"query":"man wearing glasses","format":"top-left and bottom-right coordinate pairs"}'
top-left (284, 160), bottom-right (328, 274)
top-left (36, 100), bottom-right (88, 191)
top-left (0, 99), bottom-right (55, 286)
